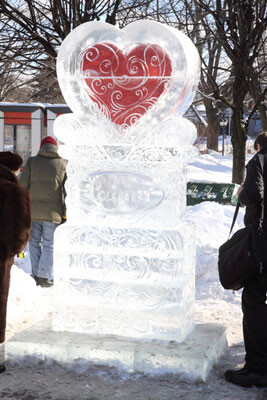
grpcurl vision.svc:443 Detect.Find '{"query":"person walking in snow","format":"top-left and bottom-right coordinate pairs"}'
top-left (225, 131), bottom-right (267, 387)
top-left (19, 136), bottom-right (67, 288)
top-left (0, 152), bottom-right (31, 373)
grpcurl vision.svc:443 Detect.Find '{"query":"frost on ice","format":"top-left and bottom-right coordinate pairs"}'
top-left (52, 20), bottom-right (200, 342)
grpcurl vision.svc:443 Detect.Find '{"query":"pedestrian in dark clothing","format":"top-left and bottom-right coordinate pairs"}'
top-left (0, 152), bottom-right (23, 173)
top-left (19, 136), bottom-right (67, 287)
top-left (225, 132), bottom-right (267, 387)
top-left (0, 153), bottom-right (32, 373)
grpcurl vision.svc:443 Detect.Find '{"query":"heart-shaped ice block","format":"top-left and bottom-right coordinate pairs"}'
top-left (57, 20), bottom-right (200, 131)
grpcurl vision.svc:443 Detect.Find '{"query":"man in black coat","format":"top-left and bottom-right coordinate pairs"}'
top-left (225, 131), bottom-right (267, 387)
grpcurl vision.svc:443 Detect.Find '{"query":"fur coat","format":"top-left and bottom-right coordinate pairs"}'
top-left (0, 165), bottom-right (31, 343)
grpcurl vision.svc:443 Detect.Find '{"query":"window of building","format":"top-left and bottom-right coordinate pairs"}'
top-left (4, 124), bottom-right (31, 165)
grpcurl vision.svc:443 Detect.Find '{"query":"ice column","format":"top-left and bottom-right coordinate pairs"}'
top-left (52, 20), bottom-right (200, 343)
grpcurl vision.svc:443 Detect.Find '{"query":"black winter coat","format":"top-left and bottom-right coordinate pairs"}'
top-left (239, 148), bottom-right (267, 228)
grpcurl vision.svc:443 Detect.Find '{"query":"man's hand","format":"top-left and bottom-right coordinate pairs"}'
top-left (237, 184), bottom-right (244, 195)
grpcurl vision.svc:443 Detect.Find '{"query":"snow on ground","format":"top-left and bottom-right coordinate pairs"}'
top-left (188, 150), bottom-right (234, 183)
top-left (1, 150), bottom-right (265, 399)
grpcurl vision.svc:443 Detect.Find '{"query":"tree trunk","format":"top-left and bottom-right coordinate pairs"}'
top-left (204, 99), bottom-right (220, 151)
top-left (206, 124), bottom-right (218, 151)
top-left (258, 103), bottom-right (267, 131)
top-left (231, 113), bottom-right (247, 184)
top-left (249, 76), bottom-right (267, 131)
top-left (230, 61), bottom-right (249, 184)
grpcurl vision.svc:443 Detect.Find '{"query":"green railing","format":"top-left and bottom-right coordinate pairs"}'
top-left (187, 182), bottom-right (240, 206)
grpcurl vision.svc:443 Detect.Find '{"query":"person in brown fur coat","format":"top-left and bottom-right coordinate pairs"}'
top-left (0, 152), bottom-right (32, 373)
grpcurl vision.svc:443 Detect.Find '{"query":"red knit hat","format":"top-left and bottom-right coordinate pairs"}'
top-left (0, 152), bottom-right (23, 171)
top-left (40, 136), bottom-right (57, 148)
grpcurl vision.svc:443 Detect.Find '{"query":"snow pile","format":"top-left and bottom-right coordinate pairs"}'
top-left (7, 267), bottom-right (52, 339)
top-left (188, 201), bottom-right (244, 285)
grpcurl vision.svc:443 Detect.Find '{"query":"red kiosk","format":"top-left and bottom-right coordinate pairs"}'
top-left (0, 103), bottom-right (71, 164)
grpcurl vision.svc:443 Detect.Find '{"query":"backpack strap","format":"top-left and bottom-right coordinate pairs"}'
top-left (257, 153), bottom-right (264, 229)
top-left (228, 202), bottom-right (240, 239)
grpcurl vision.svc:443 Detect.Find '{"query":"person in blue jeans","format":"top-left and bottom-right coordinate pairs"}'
top-left (19, 136), bottom-right (67, 287)
top-left (29, 221), bottom-right (58, 284)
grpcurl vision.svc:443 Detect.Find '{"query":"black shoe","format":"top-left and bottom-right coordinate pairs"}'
top-left (0, 364), bottom-right (6, 373)
top-left (31, 275), bottom-right (40, 286)
top-left (225, 365), bottom-right (267, 387)
top-left (38, 277), bottom-right (54, 288)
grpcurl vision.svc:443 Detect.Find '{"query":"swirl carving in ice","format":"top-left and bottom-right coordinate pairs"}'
top-left (80, 42), bottom-right (172, 127)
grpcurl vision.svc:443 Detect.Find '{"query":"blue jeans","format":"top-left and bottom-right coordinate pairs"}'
top-left (29, 221), bottom-right (58, 280)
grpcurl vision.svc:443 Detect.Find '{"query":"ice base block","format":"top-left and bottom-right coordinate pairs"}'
top-left (5, 318), bottom-right (227, 382)
top-left (53, 222), bottom-right (196, 343)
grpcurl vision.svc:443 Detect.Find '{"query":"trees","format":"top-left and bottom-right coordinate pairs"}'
top-left (193, 0), bottom-right (267, 183)
top-left (173, 0), bottom-right (225, 152)
top-left (164, 0), bottom-right (266, 178)
top-left (0, 22), bottom-right (31, 101)
top-left (248, 31), bottom-right (267, 131)
top-left (0, 0), bottom-right (154, 102)
top-left (158, 0), bottom-right (266, 182)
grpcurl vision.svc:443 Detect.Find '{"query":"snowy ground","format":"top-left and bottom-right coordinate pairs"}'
top-left (1, 149), bottom-right (266, 399)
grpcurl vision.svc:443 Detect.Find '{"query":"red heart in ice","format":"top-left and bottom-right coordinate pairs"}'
top-left (81, 43), bottom-right (172, 127)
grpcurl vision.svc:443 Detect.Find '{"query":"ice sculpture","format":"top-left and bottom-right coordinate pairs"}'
top-left (53, 20), bottom-right (200, 343)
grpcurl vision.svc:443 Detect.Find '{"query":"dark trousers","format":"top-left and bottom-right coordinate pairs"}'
top-left (242, 272), bottom-right (267, 373)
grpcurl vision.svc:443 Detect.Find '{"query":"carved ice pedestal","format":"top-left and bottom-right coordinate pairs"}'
top-left (52, 135), bottom-right (196, 343)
